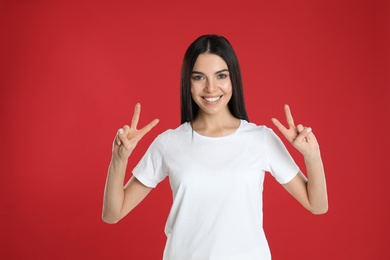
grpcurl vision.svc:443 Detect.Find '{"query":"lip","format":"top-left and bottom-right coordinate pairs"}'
top-left (202, 95), bottom-right (222, 103)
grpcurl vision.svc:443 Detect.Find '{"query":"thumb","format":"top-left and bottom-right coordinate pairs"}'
top-left (297, 124), bottom-right (304, 133)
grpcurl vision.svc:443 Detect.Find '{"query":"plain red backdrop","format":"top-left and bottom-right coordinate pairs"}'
top-left (1, 0), bottom-right (389, 259)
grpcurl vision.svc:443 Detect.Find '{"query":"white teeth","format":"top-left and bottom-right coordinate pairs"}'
top-left (204, 96), bottom-right (220, 102)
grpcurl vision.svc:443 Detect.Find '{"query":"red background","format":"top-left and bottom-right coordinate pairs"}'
top-left (1, 0), bottom-right (389, 259)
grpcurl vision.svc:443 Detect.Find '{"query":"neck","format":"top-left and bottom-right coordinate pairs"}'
top-left (191, 112), bottom-right (241, 137)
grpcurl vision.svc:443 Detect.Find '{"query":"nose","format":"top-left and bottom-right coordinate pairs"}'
top-left (205, 78), bottom-right (217, 92)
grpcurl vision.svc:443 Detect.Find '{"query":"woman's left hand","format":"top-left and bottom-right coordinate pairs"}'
top-left (272, 104), bottom-right (320, 157)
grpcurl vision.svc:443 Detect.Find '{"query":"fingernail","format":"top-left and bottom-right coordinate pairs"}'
top-left (307, 127), bottom-right (312, 132)
top-left (118, 128), bottom-right (124, 135)
top-left (117, 140), bottom-right (121, 145)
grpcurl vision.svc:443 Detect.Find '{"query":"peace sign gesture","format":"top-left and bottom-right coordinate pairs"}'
top-left (271, 104), bottom-right (320, 157)
top-left (113, 103), bottom-right (159, 160)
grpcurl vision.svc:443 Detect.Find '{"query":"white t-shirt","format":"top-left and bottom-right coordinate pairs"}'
top-left (133, 120), bottom-right (299, 260)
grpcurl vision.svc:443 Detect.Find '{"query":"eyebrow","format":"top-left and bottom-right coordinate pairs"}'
top-left (191, 69), bottom-right (229, 75)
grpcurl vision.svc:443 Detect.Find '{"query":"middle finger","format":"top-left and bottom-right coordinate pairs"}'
top-left (284, 104), bottom-right (295, 128)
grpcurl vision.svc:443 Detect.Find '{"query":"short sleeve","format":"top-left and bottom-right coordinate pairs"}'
top-left (132, 132), bottom-right (169, 188)
top-left (264, 128), bottom-right (300, 184)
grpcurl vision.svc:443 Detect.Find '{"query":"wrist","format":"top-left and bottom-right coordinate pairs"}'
top-left (303, 150), bottom-right (322, 162)
top-left (111, 154), bottom-right (129, 165)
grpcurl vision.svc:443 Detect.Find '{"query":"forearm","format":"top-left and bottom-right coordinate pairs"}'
top-left (102, 156), bottom-right (128, 223)
top-left (304, 152), bottom-right (328, 214)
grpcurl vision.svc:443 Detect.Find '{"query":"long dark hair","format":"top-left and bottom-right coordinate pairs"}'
top-left (180, 34), bottom-right (249, 124)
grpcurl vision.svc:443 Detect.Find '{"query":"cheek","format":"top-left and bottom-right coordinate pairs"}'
top-left (190, 83), bottom-right (201, 96)
top-left (221, 82), bottom-right (233, 93)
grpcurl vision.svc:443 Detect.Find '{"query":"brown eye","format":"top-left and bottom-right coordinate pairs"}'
top-left (192, 75), bottom-right (204, 81)
top-left (217, 73), bottom-right (228, 79)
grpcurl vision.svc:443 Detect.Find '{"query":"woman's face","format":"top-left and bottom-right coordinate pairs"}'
top-left (191, 53), bottom-right (232, 118)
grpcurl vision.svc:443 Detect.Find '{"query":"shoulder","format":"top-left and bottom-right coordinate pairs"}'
top-left (239, 120), bottom-right (284, 145)
top-left (154, 122), bottom-right (191, 142)
top-left (239, 120), bottom-right (273, 135)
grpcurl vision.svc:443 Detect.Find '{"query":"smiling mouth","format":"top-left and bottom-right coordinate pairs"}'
top-left (203, 96), bottom-right (222, 102)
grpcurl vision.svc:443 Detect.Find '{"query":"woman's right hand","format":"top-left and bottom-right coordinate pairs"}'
top-left (113, 103), bottom-right (159, 160)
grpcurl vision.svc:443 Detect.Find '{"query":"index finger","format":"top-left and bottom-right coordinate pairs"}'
top-left (271, 117), bottom-right (288, 135)
top-left (139, 119), bottom-right (160, 137)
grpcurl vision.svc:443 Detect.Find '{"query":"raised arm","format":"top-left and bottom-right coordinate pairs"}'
top-left (102, 103), bottom-right (159, 224)
top-left (271, 104), bottom-right (328, 214)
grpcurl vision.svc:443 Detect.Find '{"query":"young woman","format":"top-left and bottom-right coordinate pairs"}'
top-left (102, 35), bottom-right (328, 259)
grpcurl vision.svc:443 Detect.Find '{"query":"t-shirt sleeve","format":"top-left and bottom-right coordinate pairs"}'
top-left (132, 132), bottom-right (169, 188)
top-left (264, 127), bottom-right (300, 184)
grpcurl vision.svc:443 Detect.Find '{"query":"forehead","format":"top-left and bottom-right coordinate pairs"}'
top-left (193, 53), bottom-right (228, 72)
